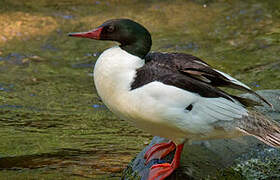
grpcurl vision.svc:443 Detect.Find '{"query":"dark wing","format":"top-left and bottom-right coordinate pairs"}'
top-left (131, 52), bottom-right (271, 107)
top-left (165, 53), bottom-right (272, 107)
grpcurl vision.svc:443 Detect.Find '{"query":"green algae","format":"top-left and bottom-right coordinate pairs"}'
top-left (231, 148), bottom-right (280, 180)
top-left (0, 0), bottom-right (280, 179)
top-left (214, 147), bottom-right (280, 180)
top-left (214, 168), bottom-right (246, 180)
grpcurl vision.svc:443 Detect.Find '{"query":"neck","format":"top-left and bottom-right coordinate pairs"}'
top-left (120, 35), bottom-right (152, 59)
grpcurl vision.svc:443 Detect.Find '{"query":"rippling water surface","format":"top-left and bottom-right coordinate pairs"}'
top-left (0, 0), bottom-right (279, 179)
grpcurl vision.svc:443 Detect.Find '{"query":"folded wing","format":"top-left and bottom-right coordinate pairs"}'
top-left (144, 52), bottom-right (272, 108)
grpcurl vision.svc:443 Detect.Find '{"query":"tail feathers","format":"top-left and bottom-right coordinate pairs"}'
top-left (237, 111), bottom-right (280, 148)
top-left (237, 127), bottom-right (280, 147)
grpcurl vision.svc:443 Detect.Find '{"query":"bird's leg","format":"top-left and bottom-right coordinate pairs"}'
top-left (144, 141), bottom-right (176, 165)
top-left (148, 143), bottom-right (184, 180)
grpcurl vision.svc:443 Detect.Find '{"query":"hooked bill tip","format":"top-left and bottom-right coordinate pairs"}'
top-left (68, 32), bottom-right (79, 37)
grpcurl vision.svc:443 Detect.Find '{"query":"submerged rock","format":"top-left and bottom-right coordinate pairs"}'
top-left (122, 90), bottom-right (280, 180)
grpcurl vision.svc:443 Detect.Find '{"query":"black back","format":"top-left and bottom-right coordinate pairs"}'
top-left (131, 52), bottom-right (268, 107)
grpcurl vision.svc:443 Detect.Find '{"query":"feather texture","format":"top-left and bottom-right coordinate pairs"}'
top-left (236, 111), bottom-right (280, 147)
top-left (131, 52), bottom-right (272, 108)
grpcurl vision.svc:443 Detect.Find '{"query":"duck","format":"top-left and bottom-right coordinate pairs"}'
top-left (69, 19), bottom-right (280, 180)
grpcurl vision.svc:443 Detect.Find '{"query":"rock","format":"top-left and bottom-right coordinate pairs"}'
top-left (122, 90), bottom-right (280, 180)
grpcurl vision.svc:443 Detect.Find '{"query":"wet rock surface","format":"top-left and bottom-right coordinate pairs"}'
top-left (122, 90), bottom-right (280, 180)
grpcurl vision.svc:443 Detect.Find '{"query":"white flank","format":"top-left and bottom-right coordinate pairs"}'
top-left (94, 47), bottom-right (249, 144)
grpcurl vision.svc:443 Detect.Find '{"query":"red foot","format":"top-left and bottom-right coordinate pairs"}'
top-left (148, 144), bottom-right (184, 180)
top-left (148, 163), bottom-right (174, 180)
top-left (144, 141), bottom-right (176, 165)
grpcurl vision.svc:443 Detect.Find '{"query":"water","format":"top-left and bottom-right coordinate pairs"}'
top-left (0, 0), bottom-right (279, 179)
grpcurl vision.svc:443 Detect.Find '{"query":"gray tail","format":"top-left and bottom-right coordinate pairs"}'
top-left (237, 111), bottom-right (280, 147)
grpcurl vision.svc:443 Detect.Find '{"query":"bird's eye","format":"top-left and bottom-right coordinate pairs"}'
top-left (107, 25), bottom-right (115, 32)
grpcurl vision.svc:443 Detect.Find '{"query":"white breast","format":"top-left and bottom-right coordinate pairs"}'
top-left (93, 46), bottom-right (145, 119)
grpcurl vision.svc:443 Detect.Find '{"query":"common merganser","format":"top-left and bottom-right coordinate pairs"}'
top-left (69, 19), bottom-right (280, 180)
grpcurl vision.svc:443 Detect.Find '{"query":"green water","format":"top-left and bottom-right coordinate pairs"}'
top-left (0, 0), bottom-right (279, 179)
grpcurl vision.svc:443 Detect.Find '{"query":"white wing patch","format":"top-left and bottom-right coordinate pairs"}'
top-left (214, 69), bottom-right (251, 89)
top-left (199, 97), bottom-right (248, 121)
top-left (194, 60), bottom-right (209, 66)
top-left (184, 97), bottom-right (248, 134)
